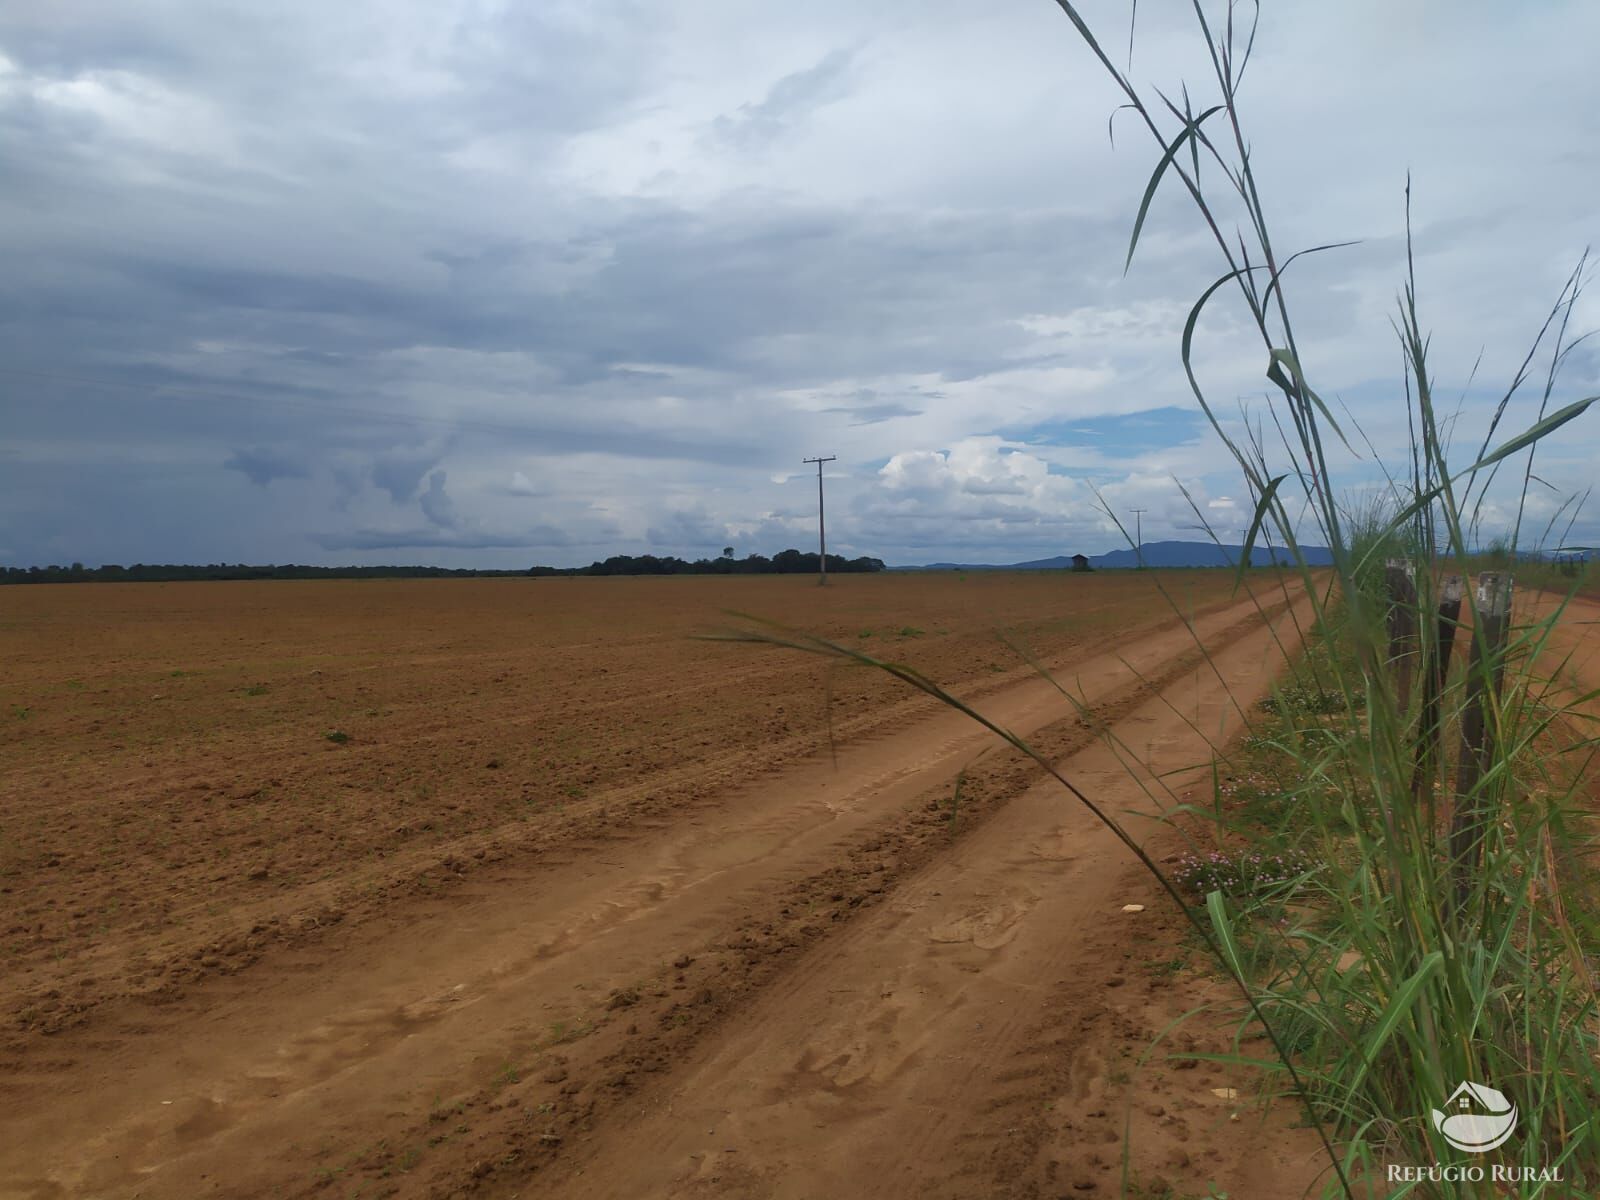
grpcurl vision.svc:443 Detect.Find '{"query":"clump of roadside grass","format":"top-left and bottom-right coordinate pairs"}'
top-left (1200, 593), bottom-right (1600, 1195)
top-left (717, 3), bottom-right (1600, 1195)
top-left (1022, 5), bottom-right (1600, 1194)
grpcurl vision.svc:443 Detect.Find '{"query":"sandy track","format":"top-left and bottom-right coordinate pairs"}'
top-left (1, 574), bottom-right (1244, 1039)
top-left (1528, 590), bottom-right (1600, 811)
top-left (1530, 590), bottom-right (1600, 698)
top-left (537, 586), bottom-right (1320, 1200)
top-left (0, 584), bottom-right (1305, 1200)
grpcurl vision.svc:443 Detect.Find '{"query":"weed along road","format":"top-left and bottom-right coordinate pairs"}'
top-left (0, 573), bottom-right (1318, 1198)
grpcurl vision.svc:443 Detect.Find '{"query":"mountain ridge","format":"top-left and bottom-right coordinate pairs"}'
top-left (900, 539), bottom-right (1334, 571)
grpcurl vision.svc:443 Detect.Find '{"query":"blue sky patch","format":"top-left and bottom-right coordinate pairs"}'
top-left (999, 407), bottom-right (1205, 455)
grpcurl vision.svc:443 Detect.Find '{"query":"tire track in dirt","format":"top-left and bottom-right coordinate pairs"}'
top-left (517, 586), bottom-right (1323, 1200)
top-left (0, 586), bottom-right (1300, 1200)
top-left (975, 848), bottom-right (1332, 1200)
top-left (1526, 590), bottom-right (1600, 852)
top-left (1, 591), bottom-right (1254, 1044)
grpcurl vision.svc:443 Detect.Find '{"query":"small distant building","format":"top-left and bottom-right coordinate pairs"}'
top-left (1070, 553), bottom-right (1091, 572)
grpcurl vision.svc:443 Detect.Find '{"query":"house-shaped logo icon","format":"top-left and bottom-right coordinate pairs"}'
top-left (1431, 1081), bottom-right (1517, 1153)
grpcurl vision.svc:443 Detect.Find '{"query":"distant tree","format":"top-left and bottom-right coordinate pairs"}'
top-left (564, 549), bottom-right (882, 577)
top-left (722, 546), bottom-right (734, 559)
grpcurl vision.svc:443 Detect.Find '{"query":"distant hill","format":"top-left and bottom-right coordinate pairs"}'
top-left (905, 540), bottom-right (1333, 571)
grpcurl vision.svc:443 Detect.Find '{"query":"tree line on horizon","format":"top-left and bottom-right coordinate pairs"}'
top-left (1, 549), bottom-right (886, 584)
top-left (0, 562), bottom-right (530, 584)
top-left (530, 549), bottom-right (887, 576)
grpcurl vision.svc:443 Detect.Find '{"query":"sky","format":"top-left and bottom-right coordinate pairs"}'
top-left (2, 0), bottom-right (1597, 569)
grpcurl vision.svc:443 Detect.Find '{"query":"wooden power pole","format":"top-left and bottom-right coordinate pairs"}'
top-left (1130, 508), bottom-right (1147, 568)
top-left (803, 455), bottom-right (836, 585)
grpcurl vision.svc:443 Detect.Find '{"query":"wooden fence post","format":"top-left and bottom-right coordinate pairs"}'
top-left (1449, 571), bottom-right (1513, 919)
top-left (1385, 558), bottom-right (1420, 712)
top-left (1410, 575), bottom-right (1463, 815)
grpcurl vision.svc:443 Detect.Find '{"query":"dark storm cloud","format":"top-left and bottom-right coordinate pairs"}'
top-left (2, 1), bottom-right (1597, 569)
top-left (712, 49), bottom-right (856, 149)
top-left (819, 390), bottom-right (924, 425)
top-left (4, 190), bottom-right (1137, 455)
top-left (223, 446), bottom-right (310, 487)
top-left (11, 191), bottom-right (1128, 390)
top-left (309, 527), bottom-right (574, 552)
top-left (828, 402), bottom-right (923, 425)
top-left (418, 470), bottom-right (459, 529)
top-left (644, 508), bottom-right (731, 550)
top-left (372, 447), bottom-right (448, 505)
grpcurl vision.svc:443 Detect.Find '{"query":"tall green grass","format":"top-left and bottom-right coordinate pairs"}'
top-left (724, 3), bottom-right (1599, 1195)
top-left (1046, 4), bottom-right (1600, 1194)
top-left (1044, 4), bottom-right (1600, 1194)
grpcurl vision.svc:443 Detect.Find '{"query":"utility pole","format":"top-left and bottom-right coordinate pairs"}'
top-left (1130, 508), bottom-right (1148, 568)
top-left (803, 455), bottom-right (836, 586)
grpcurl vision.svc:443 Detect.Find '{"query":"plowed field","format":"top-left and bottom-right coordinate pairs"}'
top-left (0, 571), bottom-right (1325, 1199)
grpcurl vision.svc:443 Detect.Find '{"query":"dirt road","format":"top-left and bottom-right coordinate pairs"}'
top-left (539, 585), bottom-right (1324, 1200)
top-left (1527, 588), bottom-right (1600, 810)
top-left (1, 579), bottom-right (1318, 1199)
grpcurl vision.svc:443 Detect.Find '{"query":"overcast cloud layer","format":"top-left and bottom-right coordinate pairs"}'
top-left (3, 0), bottom-right (1597, 569)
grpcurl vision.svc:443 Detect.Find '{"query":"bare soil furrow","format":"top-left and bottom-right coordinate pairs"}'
top-left (0, 585), bottom-right (1290, 1199)
top-left (514, 587), bottom-right (1323, 1200)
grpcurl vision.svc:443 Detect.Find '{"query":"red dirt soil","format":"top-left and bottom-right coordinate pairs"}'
top-left (0, 571), bottom-right (1327, 1199)
top-left (1527, 589), bottom-right (1600, 817)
